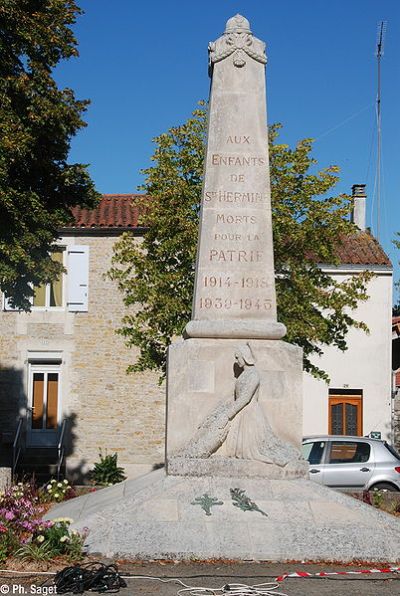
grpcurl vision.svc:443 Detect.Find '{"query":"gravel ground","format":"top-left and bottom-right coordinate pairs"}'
top-left (2, 560), bottom-right (400, 596)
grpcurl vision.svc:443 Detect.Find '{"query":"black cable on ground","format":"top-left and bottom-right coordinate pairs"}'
top-left (53, 562), bottom-right (127, 594)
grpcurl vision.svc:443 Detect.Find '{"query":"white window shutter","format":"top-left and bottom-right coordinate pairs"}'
top-left (67, 246), bottom-right (89, 312)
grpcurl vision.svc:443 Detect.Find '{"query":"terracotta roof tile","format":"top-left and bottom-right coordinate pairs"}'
top-left (65, 195), bottom-right (391, 267)
top-left (68, 194), bottom-right (149, 229)
top-left (334, 232), bottom-right (391, 267)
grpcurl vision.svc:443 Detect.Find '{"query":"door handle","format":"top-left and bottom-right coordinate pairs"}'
top-left (360, 467), bottom-right (370, 472)
top-left (310, 469), bottom-right (320, 474)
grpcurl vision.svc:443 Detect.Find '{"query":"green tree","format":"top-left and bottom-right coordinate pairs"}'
top-left (0, 0), bottom-right (99, 309)
top-left (109, 105), bottom-right (371, 380)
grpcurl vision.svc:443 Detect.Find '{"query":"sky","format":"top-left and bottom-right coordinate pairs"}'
top-left (55, 0), bottom-right (400, 286)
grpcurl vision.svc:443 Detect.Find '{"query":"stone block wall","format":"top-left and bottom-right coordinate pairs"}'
top-left (0, 234), bottom-right (166, 480)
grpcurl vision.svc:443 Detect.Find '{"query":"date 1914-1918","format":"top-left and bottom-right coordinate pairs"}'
top-left (203, 276), bottom-right (269, 289)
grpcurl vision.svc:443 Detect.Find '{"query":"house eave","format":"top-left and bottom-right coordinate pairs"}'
top-left (59, 226), bottom-right (148, 237)
top-left (319, 263), bottom-right (393, 275)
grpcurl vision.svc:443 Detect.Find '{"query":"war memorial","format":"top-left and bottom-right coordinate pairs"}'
top-left (48, 15), bottom-right (400, 562)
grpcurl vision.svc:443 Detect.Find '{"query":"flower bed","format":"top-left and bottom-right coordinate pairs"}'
top-left (0, 482), bottom-right (87, 565)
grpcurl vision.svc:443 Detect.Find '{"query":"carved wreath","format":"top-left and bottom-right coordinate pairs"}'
top-left (209, 32), bottom-right (267, 68)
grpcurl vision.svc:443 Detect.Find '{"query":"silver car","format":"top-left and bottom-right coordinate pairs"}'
top-left (302, 435), bottom-right (400, 491)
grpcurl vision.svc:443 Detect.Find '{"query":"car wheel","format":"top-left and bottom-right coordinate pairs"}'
top-left (369, 482), bottom-right (399, 492)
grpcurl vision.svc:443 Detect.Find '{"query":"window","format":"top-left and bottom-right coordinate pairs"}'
top-left (33, 250), bottom-right (64, 308)
top-left (3, 245), bottom-right (89, 312)
top-left (328, 389), bottom-right (363, 436)
top-left (328, 441), bottom-right (370, 464)
top-left (302, 441), bottom-right (325, 465)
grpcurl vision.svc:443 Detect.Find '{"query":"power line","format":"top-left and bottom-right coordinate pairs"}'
top-left (375, 20), bottom-right (387, 240)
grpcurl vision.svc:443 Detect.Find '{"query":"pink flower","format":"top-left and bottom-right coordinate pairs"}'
top-left (0, 524), bottom-right (7, 533)
top-left (5, 511), bottom-right (15, 521)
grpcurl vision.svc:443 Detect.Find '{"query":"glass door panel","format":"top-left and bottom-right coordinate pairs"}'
top-left (28, 365), bottom-right (61, 446)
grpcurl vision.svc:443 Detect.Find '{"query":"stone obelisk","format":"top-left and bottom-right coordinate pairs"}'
top-left (48, 15), bottom-right (400, 564)
top-left (166, 15), bottom-right (305, 478)
top-left (186, 14), bottom-right (285, 342)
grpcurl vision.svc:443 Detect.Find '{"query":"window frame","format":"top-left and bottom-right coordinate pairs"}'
top-left (31, 248), bottom-right (66, 311)
top-left (326, 440), bottom-right (371, 465)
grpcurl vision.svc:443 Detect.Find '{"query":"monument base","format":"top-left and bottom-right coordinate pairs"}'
top-left (47, 469), bottom-right (400, 562)
top-left (168, 456), bottom-right (308, 479)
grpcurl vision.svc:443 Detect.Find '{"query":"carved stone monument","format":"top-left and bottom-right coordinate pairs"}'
top-left (166, 14), bottom-right (307, 479)
top-left (48, 16), bottom-right (400, 563)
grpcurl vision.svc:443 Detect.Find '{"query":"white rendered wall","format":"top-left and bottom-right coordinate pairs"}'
top-left (303, 269), bottom-right (393, 440)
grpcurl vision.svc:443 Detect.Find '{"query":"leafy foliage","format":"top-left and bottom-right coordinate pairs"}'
top-left (109, 105), bottom-right (372, 380)
top-left (0, 0), bottom-right (99, 309)
top-left (90, 451), bottom-right (126, 486)
top-left (16, 517), bottom-right (87, 562)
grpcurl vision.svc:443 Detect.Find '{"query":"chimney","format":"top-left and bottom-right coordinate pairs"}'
top-left (351, 184), bottom-right (366, 231)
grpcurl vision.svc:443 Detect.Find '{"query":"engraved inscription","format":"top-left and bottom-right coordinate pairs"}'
top-left (203, 276), bottom-right (269, 289)
top-left (204, 190), bottom-right (267, 203)
top-left (214, 233), bottom-right (242, 241)
top-left (199, 297), bottom-right (272, 310)
top-left (213, 233), bottom-right (260, 241)
top-left (216, 214), bottom-right (257, 224)
top-left (226, 135), bottom-right (250, 144)
top-left (209, 249), bottom-right (263, 262)
top-left (211, 154), bottom-right (265, 166)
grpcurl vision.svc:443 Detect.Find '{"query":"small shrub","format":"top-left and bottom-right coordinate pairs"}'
top-left (90, 451), bottom-right (126, 486)
top-left (16, 518), bottom-right (88, 563)
top-left (15, 540), bottom-right (54, 562)
top-left (0, 524), bottom-right (19, 564)
top-left (41, 478), bottom-right (73, 503)
top-left (371, 490), bottom-right (384, 509)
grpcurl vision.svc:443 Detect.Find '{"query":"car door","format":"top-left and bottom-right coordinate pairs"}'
top-left (301, 440), bottom-right (327, 484)
top-left (323, 440), bottom-right (375, 489)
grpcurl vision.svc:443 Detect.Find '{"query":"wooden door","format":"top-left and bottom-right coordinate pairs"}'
top-left (329, 395), bottom-right (362, 436)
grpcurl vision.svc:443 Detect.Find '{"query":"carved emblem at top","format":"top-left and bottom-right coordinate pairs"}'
top-left (208, 14), bottom-right (267, 72)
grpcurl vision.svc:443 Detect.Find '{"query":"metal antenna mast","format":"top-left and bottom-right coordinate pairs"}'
top-left (375, 20), bottom-right (386, 240)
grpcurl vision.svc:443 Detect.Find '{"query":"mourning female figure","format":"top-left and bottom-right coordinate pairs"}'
top-left (176, 343), bottom-right (300, 467)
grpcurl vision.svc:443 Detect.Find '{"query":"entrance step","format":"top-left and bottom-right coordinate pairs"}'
top-left (15, 447), bottom-right (64, 484)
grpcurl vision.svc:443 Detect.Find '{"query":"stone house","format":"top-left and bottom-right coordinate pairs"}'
top-left (0, 194), bottom-right (165, 480)
top-left (303, 185), bottom-right (393, 443)
top-left (0, 185), bottom-right (393, 480)
top-left (392, 315), bottom-right (400, 447)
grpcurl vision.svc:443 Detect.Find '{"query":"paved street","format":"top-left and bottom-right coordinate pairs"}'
top-left (117, 561), bottom-right (400, 595)
top-left (3, 561), bottom-right (400, 596)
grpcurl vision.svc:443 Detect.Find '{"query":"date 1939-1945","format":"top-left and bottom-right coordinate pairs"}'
top-left (199, 297), bottom-right (272, 310)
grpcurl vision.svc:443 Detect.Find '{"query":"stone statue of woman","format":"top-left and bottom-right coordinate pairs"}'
top-left (175, 343), bottom-right (300, 468)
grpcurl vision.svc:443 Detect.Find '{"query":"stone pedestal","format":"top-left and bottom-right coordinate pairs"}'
top-left (0, 467), bottom-right (11, 491)
top-left (166, 338), bottom-right (307, 478)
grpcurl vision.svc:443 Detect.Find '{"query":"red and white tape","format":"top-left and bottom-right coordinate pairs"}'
top-left (276, 566), bottom-right (400, 582)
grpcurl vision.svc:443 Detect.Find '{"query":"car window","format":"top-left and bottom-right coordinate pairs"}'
top-left (328, 441), bottom-right (370, 464)
top-left (302, 441), bottom-right (325, 465)
top-left (384, 442), bottom-right (400, 460)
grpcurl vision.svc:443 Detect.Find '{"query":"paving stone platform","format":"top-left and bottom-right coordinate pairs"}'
top-left (46, 469), bottom-right (400, 562)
